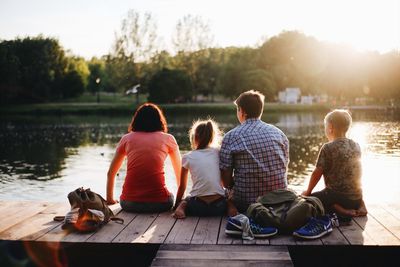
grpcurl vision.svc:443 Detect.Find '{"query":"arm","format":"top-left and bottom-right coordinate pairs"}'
top-left (221, 167), bottom-right (239, 216)
top-left (174, 167), bottom-right (189, 208)
top-left (221, 168), bottom-right (234, 189)
top-left (107, 150), bottom-right (125, 204)
top-left (169, 146), bottom-right (182, 187)
top-left (302, 166), bottom-right (323, 196)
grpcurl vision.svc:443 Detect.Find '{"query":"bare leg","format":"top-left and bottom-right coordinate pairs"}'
top-left (227, 199), bottom-right (239, 217)
top-left (355, 200), bottom-right (368, 216)
top-left (172, 201), bottom-right (187, 219)
top-left (332, 203), bottom-right (357, 217)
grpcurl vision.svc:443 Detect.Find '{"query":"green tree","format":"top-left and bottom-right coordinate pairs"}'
top-left (148, 68), bottom-right (193, 103)
top-left (104, 54), bottom-right (136, 94)
top-left (87, 57), bottom-right (107, 94)
top-left (0, 36), bottom-right (68, 103)
top-left (219, 47), bottom-right (258, 99)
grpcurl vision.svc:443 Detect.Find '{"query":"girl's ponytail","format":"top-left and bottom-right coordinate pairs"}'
top-left (189, 119), bottom-right (222, 150)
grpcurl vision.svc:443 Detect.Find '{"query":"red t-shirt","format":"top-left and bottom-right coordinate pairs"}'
top-left (116, 131), bottom-right (178, 202)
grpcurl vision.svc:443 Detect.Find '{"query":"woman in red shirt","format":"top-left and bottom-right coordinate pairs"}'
top-left (106, 103), bottom-right (181, 212)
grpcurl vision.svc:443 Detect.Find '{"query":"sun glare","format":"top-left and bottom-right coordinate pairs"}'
top-left (348, 123), bottom-right (368, 149)
top-left (349, 122), bottom-right (400, 204)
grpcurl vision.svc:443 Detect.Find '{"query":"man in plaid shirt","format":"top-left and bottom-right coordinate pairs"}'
top-left (220, 90), bottom-right (289, 216)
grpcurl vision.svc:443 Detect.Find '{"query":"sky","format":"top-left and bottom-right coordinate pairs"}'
top-left (1, 0), bottom-right (399, 59)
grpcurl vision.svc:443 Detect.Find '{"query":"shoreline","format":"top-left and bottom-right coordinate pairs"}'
top-left (0, 102), bottom-right (396, 116)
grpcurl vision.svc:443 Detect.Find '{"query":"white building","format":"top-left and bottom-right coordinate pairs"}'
top-left (301, 95), bottom-right (314, 104)
top-left (278, 88), bottom-right (301, 104)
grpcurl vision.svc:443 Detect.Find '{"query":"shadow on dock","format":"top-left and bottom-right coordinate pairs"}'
top-left (0, 240), bottom-right (159, 267)
top-left (2, 240), bottom-right (400, 267)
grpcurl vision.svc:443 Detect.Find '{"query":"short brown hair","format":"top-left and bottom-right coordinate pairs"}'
top-left (234, 90), bottom-right (265, 118)
top-left (324, 109), bottom-right (352, 134)
top-left (129, 103), bottom-right (167, 133)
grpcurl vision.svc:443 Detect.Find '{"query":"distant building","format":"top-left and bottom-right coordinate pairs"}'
top-left (301, 95), bottom-right (314, 105)
top-left (314, 94), bottom-right (328, 104)
top-left (278, 88), bottom-right (301, 104)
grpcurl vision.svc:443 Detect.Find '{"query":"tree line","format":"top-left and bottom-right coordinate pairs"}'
top-left (1, 10), bottom-right (399, 104)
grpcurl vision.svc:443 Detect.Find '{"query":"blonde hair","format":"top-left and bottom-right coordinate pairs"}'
top-left (189, 119), bottom-right (222, 150)
top-left (324, 109), bottom-right (352, 134)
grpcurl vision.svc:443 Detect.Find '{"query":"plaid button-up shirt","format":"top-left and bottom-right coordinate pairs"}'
top-left (220, 118), bottom-right (289, 207)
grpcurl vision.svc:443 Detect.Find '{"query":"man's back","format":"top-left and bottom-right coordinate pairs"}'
top-left (220, 118), bottom-right (289, 209)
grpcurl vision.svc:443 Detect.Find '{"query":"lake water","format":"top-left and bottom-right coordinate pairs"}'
top-left (0, 109), bottom-right (399, 205)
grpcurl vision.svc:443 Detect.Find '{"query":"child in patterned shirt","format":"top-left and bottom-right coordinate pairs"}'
top-left (302, 109), bottom-right (367, 221)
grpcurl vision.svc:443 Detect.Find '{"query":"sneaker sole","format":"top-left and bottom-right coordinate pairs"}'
top-left (225, 221), bottom-right (242, 236)
top-left (226, 221), bottom-right (278, 238)
top-left (293, 227), bottom-right (333, 240)
top-left (225, 229), bottom-right (242, 236)
top-left (253, 229), bottom-right (278, 238)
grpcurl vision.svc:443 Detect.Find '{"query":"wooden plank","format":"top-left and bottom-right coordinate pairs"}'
top-left (151, 245), bottom-right (293, 267)
top-left (151, 259), bottom-right (292, 267)
top-left (61, 228), bottom-right (95, 242)
top-left (191, 216), bottom-right (221, 244)
top-left (366, 204), bottom-right (400, 241)
top-left (0, 202), bottom-right (69, 241)
top-left (270, 234), bottom-right (297, 245)
top-left (156, 250), bottom-right (291, 260)
top-left (0, 201), bottom-right (27, 214)
top-left (0, 202), bottom-right (50, 233)
top-left (134, 212), bottom-right (177, 244)
top-left (339, 219), bottom-right (376, 245)
top-left (113, 213), bottom-right (157, 243)
top-left (217, 216), bottom-right (242, 245)
top-left (36, 224), bottom-right (69, 242)
top-left (158, 244), bottom-right (290, 252)
top-left (243, 238), bottom-right (257, 245)
top-left (164, 217), bottom-right (199, 244)
top-left (354, 214), bottom-right (400, 245)
top-left (320, 227), bottom-right (349, 245)
top-left (86, 211), bottom-right (137, 243)
top-left (295, 237), bottom-right (323, 245)
top-left (254, 233), bottom-right (273, 245)
top-left (382, 204), bottom-right (400, 221)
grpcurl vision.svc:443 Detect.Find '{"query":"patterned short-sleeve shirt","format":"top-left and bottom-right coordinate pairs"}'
top-left (316, 138), bottom-right (362, 200)
top-left (219, 118), bottom-right (289, 206)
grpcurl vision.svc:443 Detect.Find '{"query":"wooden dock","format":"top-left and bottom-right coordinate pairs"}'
top-left (1, 200), bottom-right (400, 266)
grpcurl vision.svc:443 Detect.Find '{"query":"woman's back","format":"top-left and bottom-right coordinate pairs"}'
top-left (117, 131), bottom-right (178, 202)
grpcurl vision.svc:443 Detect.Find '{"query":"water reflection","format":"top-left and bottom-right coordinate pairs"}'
top-left (0, 110), bottom-right (399, 203)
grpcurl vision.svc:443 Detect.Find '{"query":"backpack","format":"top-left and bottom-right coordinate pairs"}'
top-left (246, 188), bottom-right (324, 234)
top-left (54, 187), bottom-right (124, 232)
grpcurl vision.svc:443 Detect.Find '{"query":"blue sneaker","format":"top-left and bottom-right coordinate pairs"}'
top-left (225, 217), bottom-right (278, 238)
top-left (225, 217), bottom-right (242, 236)
top-left (293, 216), bottom-right (333, 239)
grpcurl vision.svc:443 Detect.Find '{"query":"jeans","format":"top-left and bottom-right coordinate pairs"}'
top-left (120, 194), bottom-right (174, 213)
top-left (186, 196), bottom-right (227, 217)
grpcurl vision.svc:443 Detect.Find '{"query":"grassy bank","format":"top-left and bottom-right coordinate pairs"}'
top-left (0, 101), bottom-right (332, 116)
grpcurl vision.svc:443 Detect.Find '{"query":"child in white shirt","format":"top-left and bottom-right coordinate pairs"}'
top-left (173, 119), bottom-right (227, 218)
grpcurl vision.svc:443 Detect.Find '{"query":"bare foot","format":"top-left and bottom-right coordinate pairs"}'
top-left (172, 201), bottom-right (187, 219)
top-left (227, 200), bottom-right (239, 217)
top-left (355, 202), bottom-right (368, 216)
top-left (333, 203), bottom-right (357, 217)
top-left (340, 208), bottom-right (357, 217)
